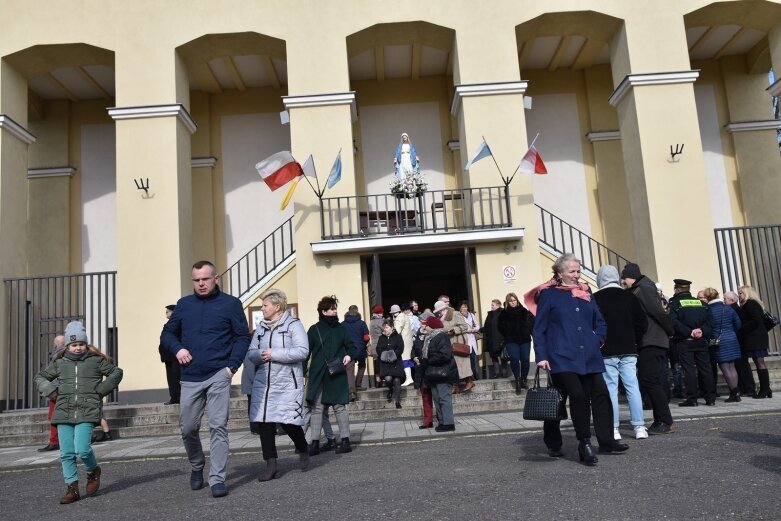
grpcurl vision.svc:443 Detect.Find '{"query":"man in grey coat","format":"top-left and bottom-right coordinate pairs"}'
top-left (621, 263), bottom-right (676, 435)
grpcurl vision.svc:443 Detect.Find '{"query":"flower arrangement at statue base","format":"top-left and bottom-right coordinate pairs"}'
top-left (390, 172), bottom-right (427, 199)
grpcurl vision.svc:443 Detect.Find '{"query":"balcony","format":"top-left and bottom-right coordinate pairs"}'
top-left (311, 186), bottom-right (525, 254)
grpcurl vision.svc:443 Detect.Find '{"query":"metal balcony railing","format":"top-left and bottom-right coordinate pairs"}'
top-left (319, 186), bottom-right (511, 240)
top-left (221, 217), bottom-right (295, 301)
top-left (536, 204), bottom-right (630, 277)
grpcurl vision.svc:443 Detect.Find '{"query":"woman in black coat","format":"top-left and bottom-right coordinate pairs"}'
top-left (482, 299), bottom-right (506, 379)
top-left (376, 319), bottom-right (406, 408)
top-left (738, 286), bottom-right (772, 398)
top-left (497, 292), bottom-right (534, 395)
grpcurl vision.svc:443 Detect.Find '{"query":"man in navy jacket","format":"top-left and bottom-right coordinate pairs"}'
top-left (161, 260), bottom-right (250, 498)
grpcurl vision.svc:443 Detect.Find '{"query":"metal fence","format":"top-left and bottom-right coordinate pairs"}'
top-left (221, 217), bottom-right (295, 301)
top-left (3, 272), bottom-right (117, 411)
top-left (715, 225), bottom-right (781, 354)
top-left (319, 186), bottom-right (511, 240)
top-left (536, 204), bottom-right (630, 277)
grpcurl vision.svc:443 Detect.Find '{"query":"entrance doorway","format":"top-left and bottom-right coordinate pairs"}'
top-left (368, 249), bottom-right (472, 312)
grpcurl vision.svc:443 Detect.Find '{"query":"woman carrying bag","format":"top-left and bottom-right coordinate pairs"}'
top-left (376, 319), bottom-right (406, 408)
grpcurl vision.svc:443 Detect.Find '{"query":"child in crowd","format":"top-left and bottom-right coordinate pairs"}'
top-left (34, 321), bottom-right (123, 504)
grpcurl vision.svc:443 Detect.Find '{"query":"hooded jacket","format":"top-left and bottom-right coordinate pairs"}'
top-left (35, 352), bottom-right (123, 425)
top-left (594, 265), bottom-right (648, 357)
top-left (246, 310), bottom-right (308, 425)
top-left (627, 275), bottom-right (674, 349)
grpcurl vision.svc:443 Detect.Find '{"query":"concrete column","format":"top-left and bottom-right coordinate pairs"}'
top-left (721, 54), bottom-right (781, 225)
top-left (0, 59), bottom-right (34, 403)
top-left (109, 51), bottom-right (194, 393)
top-left (451, 26), bottom-right (542, 305)
top-left (608, 18), bottom-right (721, 289)
top-left (285, 37), bottom-right (363, 326)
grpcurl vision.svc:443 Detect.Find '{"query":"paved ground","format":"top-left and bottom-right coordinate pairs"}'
top-left (1, 409), bottom-right (779, 520)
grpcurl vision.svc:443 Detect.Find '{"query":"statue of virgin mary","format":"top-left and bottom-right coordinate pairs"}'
top-left (393, 132), bottom-right (420, 180)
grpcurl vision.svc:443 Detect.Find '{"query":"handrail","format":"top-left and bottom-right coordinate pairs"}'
top-left (535, 204), bottom-right (629, 276)
top-left (319, 186), bottom-right (511, 240)
top-left (220, 217), bottom-right (295, 300)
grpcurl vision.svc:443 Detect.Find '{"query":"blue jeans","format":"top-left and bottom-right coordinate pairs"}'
top-left (602, 356), bottom-right (644, 427)
top-left (57, 423), bottom-right (98, 484)
top-left (504, 342), bottom-right (531, 380)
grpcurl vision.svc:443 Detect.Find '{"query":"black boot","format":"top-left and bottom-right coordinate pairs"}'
top-left (500, 363), bottom-right (509, 378)
top-left (515, 378), bottom-right (522, 395)
top-left (577, 439), bottom-right (598, 466)
top-left (488, 364), bottom-right (497, 379)
top-left (335, 437), bottom-right (352, 454)
top-left (755, 369), bottom-right (772, 398)
top-left (258, 458), bottom-right (278, 482)
top-left (308, 440), bottom-right (320, 456)
top-left (725, 388), bottom-right (742, 403)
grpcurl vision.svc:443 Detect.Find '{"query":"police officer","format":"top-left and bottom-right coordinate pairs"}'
top-left (668, 278), bottom-right (715, 406)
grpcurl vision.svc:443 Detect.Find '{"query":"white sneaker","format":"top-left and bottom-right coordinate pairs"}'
top-left (634, 426), bottom-right (649, 439)
top-left (613, 428), bottom-right (622, 440)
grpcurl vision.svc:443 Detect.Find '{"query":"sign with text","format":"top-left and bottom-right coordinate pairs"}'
top-left (503, 265), bottom-right (517, 282)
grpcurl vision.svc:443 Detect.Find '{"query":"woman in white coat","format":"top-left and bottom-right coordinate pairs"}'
top-left (247, 288), bottom-right (310, 481)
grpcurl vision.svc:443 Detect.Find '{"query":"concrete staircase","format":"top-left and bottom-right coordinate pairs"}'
top-left (0, 377), bottom-right (526, 448)
top-left (2, 359), bottom-right (779, 448)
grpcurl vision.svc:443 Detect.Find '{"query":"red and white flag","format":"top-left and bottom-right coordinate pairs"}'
top-left (519, 145), bottom-right (547, 175)
top-left (255, 151), bottom-right (304, 191)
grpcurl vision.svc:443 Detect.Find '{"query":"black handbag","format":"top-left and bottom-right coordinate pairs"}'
top-left (326, 358), bottom-right (346, 376)
top-left (522, 367), bottom-right (565, 422)
top-left (500, 345), bottom-right (511, 362)
top-left (425, 364), bottom-right (450, 382)
top-left (380, 350), bottom-right (397, 363)
top-left (763, 310), bottom-right (780, 331)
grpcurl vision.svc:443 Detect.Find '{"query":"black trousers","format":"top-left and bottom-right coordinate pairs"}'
top-left (678, 341), bottom-right (716, 402)
top-left (258, 422), bottom-right (308, 460)
top-left (543, 372), bottom-right (613, 449)
top-left (164, 361), bottom-right (181, 403)
top-left (637, 346), bottom-right (673, 425)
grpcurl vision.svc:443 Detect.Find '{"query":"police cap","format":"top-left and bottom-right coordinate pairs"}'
top-left (673, 278), bottom-right (692, 288)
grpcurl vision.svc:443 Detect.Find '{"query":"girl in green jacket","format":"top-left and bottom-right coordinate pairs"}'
top-left (35, 321), bottom-right (123, 504)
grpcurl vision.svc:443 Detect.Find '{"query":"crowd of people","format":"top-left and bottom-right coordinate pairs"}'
top-left (34, 256), bottom-right (776, 503)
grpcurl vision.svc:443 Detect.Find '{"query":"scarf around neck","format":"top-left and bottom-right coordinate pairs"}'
top-left (523, 278), bottom-right (591, 315)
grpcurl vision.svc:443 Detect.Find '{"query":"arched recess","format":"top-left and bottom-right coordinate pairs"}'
top-left (514, 11), bottom-right (631, 258)
top-left (346, 22), bottom-right (457, 198)
top-left (4, 43), bottom-right (117, 275)
top-left (176, 32), bottom-right (290, 268)
top-left (684, 1), bottom-right (781, 228)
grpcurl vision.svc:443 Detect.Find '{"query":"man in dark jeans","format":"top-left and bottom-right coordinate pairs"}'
top-left (621, 263), bottom-right (676, 435)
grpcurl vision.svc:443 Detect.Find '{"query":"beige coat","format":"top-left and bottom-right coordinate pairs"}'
top-left (441, 307), bottom-right (472, 379)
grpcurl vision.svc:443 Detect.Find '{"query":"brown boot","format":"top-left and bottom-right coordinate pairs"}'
top-left (86, 466), bottom-right (101, 496)
top-left (60, 482), bottom-right (80, 504)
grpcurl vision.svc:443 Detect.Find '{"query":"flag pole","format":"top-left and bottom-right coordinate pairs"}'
top-left (301, 171), bottom-right (320, 199)
top-left (483, 135), bottom-right (508, 185)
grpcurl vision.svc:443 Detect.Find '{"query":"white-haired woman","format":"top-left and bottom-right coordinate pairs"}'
top-left (526, 253), bottom-right (627, 465)
top-left (246, 288), bottom-right (310, 481)
top-left (738, 286), bottom-right (772, 398)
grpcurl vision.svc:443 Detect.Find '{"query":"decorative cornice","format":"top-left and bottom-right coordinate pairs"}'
top-left (725, 120), bottom-right (781, 133)
top-left (608, 70), bottom-right (700, 107)
top-left (586, 130), bottom-right (621, 142)
top-left (767, 78), bottom-right (781, 98)
top-left (446, 140), bottom-right (460, 151)
top-left (107, 104), bottom-right (197, 134)
top-left (191, 156), bottom-right (218, 168)
top-left (450, 81), bottom-right (529, 116)
top-left (27, 167), bottom-right (75, 179)
top-left (282, 92), bottom-right (357, 121)
top-left (0, 114), bottom-right (36, 145)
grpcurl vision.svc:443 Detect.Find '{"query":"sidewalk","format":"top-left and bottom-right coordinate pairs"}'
top-left (1, 398), bottom-right (778, 470)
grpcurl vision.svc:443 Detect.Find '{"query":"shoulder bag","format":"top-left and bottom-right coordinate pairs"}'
top-left (522, 367), bottom-right (566, 422)
top-left (316, 326), bottom-right (346, 376)
top-left (763, 310), bottom-right (780, 331)
top-left (709, 307), bottom-right (725, 347)
top-left (380, 349), bottom-right (397, 363)
top-left (451, 342), bottom-right (471, 357)
top-left (425, 364), bottom-right (450, 382)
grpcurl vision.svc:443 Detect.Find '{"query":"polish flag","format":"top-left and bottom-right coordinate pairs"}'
top-left (255, 151), bottom-right (304, 191)
top-left (519, 145), bottom-right (547, 175)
